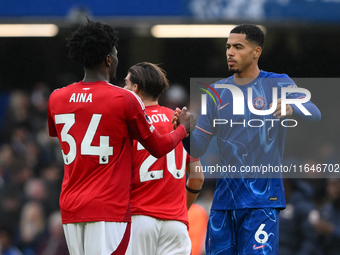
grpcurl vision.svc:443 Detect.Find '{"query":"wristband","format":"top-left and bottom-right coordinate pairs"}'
top-left (186, 185), bottom-right (201, 194)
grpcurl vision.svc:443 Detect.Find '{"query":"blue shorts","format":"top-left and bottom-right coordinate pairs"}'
top-left (206, 208), bottom-right (280, 255)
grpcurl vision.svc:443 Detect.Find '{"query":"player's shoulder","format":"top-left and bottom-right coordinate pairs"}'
top-left (121, 87), bottom-right (145, 109)
top-left (214, 77), bottom-right (233, 86)
top-left (160, 105), bottom-right (175, 115)
top-left (260, 70), bottom-right (290, 79)
top-left (208, 77), bottom-right (233, 92)
top-left (101, 82), bottom-right (132, 96)
top-left (162, 106), bottom-right (177, 119)
top-left (146, 105), bottom-right (174, 117)
top-left (260, 71), bottom-right (296, 88)
top-left (103, 83), bottom-right (145, 109)
top-left (49, 82), bottom-right (78, 100)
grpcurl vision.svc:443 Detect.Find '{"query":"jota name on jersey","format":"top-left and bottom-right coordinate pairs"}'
top-left (147, 113), bottom-right (170, 124)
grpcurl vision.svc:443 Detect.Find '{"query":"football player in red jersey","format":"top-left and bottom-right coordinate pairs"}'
top-left (47, 21), bottom-right (192, 255)
top-left (124, 62), bottom-right (204, 255)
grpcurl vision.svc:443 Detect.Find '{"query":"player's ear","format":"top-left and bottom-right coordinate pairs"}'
top-left (106, 54), bottom-right (111, 66)
top-left (253, 46), bottom-right (262, 59)
top-left (133, 84), bottom-right (139, 93)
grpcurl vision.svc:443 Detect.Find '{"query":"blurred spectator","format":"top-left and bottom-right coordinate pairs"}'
top-left (300, 158), bottom-right (328, 208)
top-left (0, 87), bottom-right (60, 254)
top-left (40, 164), bottom-right (63, 214)
top-left (0, 144), bottom-right (15, 186)
top-left (10, 127), bottom-right (39, 173)
top-left (22, 178), bottom-right (56, 216)
top-left (24, 178), bottom-right (46, 202)
top-left (159, 83), bottom-right (189, 110)
top-left (8, 161), bottom-right (33, 193)
top-left (0, 92), bottom-right (10, 136)
top-left (0, 225), bottom-right (23, 255)
top-left (36, 211), bottom-right (68, 255)
top-left (279, 179), bottom-right (319, 255)
top-left (310, 141), bottom-right (339, 167)
top-left (35, 123), bottom-right (61, 170)
top-left (188, 203), bottom-right (208, 255)
top-left (0, 90), bottom-right (31, 144)
top-left (194, 180), bottom-right (215, 215)
top-left (29, 82), bottom-right (50, 134)
top-left (18, 201), bottom-right (46, 255)
top-left (0, 188), bottom-right (22, 237)
top-left (313, 178), bottom-right (340, 255)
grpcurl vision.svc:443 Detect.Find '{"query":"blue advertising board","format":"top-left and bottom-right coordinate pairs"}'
top-left (1, 0), bottom-right (340, 22)
top-left (0, 0), bottom-right (183, 17)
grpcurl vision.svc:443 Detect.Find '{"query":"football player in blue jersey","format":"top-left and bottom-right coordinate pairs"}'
top-left (173, 24), bottom-right (321, 255)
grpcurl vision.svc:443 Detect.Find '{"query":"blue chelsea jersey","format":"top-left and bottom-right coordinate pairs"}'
top-left (196, 70), bottom-right (306, 210)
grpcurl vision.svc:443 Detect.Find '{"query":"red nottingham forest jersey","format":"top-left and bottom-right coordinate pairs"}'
top-left (47, 81), bottom-right (154, 224)
top-left (130, 104), bottom-right (194, 227)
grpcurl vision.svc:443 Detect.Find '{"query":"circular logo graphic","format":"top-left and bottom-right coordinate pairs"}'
top-left (145, 113), bottom-right (153, 124)
top-left (253, 97), bottom-right (267, 110)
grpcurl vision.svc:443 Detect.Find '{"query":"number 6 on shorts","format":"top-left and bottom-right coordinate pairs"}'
top-left (254, 224), bottom-right (268, 244)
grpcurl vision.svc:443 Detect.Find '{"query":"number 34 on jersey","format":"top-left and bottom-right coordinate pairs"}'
top-left (55, 113), bottom-right (113, 165)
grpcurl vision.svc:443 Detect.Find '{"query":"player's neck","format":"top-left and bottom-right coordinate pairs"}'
top-left (83, 68), bottom-right (110, 83)
top-left (139, 95), bottom-right (158, 106)
top-left (143, 99), bottom-right (158, 106)
top-left (233, 66), bottom-right (260, 85)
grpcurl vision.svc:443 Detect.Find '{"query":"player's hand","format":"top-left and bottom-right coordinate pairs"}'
top-left (270, 98), bottom-right (294, 119)
top-left (176, 107), bottom-right (195, 135)
top-left (172, 107), bottom-right (182, 130)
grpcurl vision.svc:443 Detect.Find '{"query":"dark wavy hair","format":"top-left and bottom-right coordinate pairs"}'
top-left (128, 62), bottom-right (169, 100)
top-left (230, 24), bottom-right (265, 49)
top-left (66, 20), bottom-right (118, 68)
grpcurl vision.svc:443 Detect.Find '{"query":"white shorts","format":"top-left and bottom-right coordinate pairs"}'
top-left (63, 221), bottom-right (131, 255)
top-left (131, 215), bottom-right (191, 255)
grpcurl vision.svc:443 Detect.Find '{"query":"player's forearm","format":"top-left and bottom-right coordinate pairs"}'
top-left (186, 191), bottom-right (200, 210)
top-left (292, 101), bottom-right (321, 122)
top-left (186, 161), bottom-right (204, 210)
top-left (183, 128), bottom-right (211, 158)
top-left (140, 124), bottom-right (187, 158)
top-left (186, 179), bottom-right (204, 210)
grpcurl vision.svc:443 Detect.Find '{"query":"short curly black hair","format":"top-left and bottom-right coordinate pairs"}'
top-left (230, 24), bottom-right (264, 49)
top-left (66, 20), bottom-right (118, 68)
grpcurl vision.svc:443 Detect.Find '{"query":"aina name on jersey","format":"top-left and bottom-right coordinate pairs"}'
top-left (69, 93), bottom-right (93, 103)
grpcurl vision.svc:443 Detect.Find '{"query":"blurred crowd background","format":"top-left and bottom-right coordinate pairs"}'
top-left (1, 0), bottom-right (340, 254)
